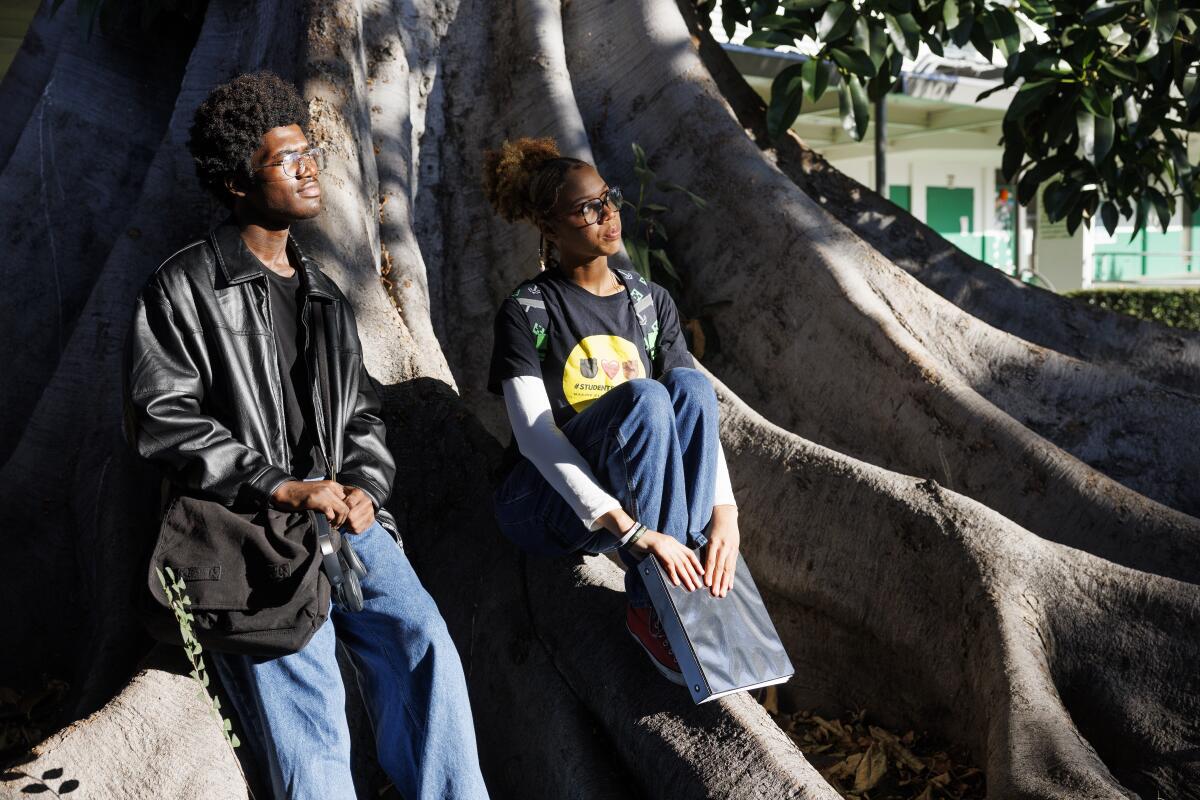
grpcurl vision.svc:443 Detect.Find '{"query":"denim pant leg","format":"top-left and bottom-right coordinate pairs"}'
top-left (494, 378), bottom-right (700, 608)
top-left (210, 610), bottom-right (356, 800)
top-left (660, 367), bottom-right (721, 542)
top-left (331, 522), bottom-right (489, 800)
top-left (211, 523), bottom-right (488, 800)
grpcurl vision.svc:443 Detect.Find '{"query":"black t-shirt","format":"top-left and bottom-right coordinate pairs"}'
top-left (487, 268), bottom-right (694, 427)
top-left (263, 266), bottom-right (324, 480)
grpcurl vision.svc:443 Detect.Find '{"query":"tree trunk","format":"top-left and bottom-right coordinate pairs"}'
top-left (1, 0), bottom-right (1195, 798)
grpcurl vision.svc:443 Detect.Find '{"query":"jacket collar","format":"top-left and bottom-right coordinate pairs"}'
top-left (210, 218), bottom-right (338, 301)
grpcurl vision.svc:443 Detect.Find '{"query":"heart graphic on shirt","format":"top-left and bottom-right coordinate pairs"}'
top-left (601, 359), bottom-right (620, 379)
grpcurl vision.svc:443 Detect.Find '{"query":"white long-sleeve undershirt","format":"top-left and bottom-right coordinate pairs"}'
top-left (501, 375), bottom-right (736, 531)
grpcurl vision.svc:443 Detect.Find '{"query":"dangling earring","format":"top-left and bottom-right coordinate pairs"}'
top-left (538, 236), bottom-right (547, 272)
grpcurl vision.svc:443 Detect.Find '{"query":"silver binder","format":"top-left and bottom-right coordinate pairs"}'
top-left (640, 549), bottom-right (795, 704)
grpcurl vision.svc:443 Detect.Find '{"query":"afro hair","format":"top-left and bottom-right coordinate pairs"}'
top-left (188, 71), bottom-right (309, 201)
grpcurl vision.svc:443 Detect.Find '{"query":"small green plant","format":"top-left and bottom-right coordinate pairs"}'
top-left (156, 567), bottom-right (240, 751)
top-left (621, 143), bottom-right (707, 290)
top-left (1067, 288), bottom-right (1200, 331)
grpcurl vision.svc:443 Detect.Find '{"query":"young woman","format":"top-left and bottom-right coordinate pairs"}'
top-left (482, 137), bottom-right (741, 684)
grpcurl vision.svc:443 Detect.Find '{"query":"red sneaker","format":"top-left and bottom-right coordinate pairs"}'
top-left (626, 605), bottom-right (686, 685)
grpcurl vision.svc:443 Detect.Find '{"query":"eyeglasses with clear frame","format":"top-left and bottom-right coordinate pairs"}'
top-left (253, 146), bottom-right (327, 179)
top-left (570, 185), bottom-right (623, 226)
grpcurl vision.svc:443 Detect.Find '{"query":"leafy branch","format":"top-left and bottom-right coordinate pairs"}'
top-left (156, 567), bottom-right (240, 752)
top-left (699, 0), bottom-right (1200, 239)
top-left (620, 142), bottom-right (707, 288)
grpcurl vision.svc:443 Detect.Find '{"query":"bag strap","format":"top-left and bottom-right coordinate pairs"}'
top-left (513, 281), bottom-right (550, 362)
top-left (612, 269), bottom-right (660, 365)
top-left (514, 270), bottom-right (660, 367)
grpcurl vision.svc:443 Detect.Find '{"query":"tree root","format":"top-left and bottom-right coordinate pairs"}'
top-left (713, 372), bottom-right (1199, 799)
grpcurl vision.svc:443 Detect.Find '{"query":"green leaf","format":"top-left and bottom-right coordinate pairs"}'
top-left (1145, 0), bottom-right (1179, 44)
top-left (817, 2), bottom-right (854, 41)
top-left (1146, 186), bottom-right (1171, 231)
top-left (943, 0), bottom-right (961, 30)
top-left (1006, 79), bottom-right (1056, 122)
top-left (1135, 30), bottom-right (1159, 62)
top-left (642, 203), bottom-right (670, 213)
top-left (782, 0), bottom-right (830, 8)
top-left (1093, 115), bottom-right (1115, 163)
top-left (632, 142), bottom-right (647, 171)
top-left (624, 237), bottom-right (651, 281)
top-left (1042, 179), bottom-right (1073, 221)
top-left (230, 734), bottom-right (241, 749)
top-left (743, 29), bottom-right (796, 49)
top-left (838, 73), bottom-right (870, 141)
top-left (650, 249), bottom-right (682, 283)
top-left (1100, 199), bottom-right (1119, 234)
top-left (988, 8), bottom-right (1022, 58)
top-left (768, 63), bottom-right (807, 139)
top-left (802, 56), bottom-right (831, 101)
top-left (757, 14), bottom-right (812, 37)
top-left (829, 46), bottom-right (875, 77)
top-left (969, 23), bottom-right (995, 61)
top-left (1080, 87), bottom-right (1114, 117)
top-left (885, 13), bottom-right (920, 59)
top-left (1083, 1), bottom-right (1132, 25)
top-left (656, 181), bottom-right (706, 208)
top-left (1098, 59), bottom-right (1136, 83)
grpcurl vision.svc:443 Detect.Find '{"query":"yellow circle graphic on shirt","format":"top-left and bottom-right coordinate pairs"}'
top-left (562, 335), bottom-right (646, 412)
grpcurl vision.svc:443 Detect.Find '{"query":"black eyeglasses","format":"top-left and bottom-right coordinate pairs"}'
top-left (252, 147), bottom-right (327, 178)
top-left (569, 186), bottom-right (623, 226)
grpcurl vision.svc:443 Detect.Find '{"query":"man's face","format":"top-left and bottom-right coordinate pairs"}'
top-left (238, 124), bottom-right (322, 222)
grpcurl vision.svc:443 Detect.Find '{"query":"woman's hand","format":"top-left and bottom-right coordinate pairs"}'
top-left (705, 505), bottom-right (740, 598)
top-left (630, 531), bottom-right (706, 591)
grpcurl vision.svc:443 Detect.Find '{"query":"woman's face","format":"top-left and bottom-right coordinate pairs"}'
top-left (540, 164), bottom-right (622, 266)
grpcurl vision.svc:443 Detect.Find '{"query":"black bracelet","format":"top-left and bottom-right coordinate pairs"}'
top-left (624, 523), bottom-right (648, 549)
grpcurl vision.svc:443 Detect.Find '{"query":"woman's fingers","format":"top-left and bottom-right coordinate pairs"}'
top-left (721, 551), bottom-right (737, 597)
top-left (704, 546), bottom-right (719, 587)
top-left (709, 558), bottom-right (725, 597)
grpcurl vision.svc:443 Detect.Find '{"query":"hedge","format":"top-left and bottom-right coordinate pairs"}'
top-left (1066, 289), bottom-right (1200, 332)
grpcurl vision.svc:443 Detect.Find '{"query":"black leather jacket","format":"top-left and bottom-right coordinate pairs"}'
top-left (123, 221), bottom-right (397, 534)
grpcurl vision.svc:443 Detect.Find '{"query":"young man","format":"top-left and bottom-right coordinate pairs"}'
top-left (123, 71), bottom-right (489, 800)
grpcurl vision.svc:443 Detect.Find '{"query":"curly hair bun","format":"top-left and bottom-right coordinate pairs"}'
top-left (482, 137), bottom-right (566, 223)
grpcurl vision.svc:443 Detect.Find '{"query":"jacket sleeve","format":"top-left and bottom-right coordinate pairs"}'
top-left (337, 360), bottom-right (395, 511)
top-left (123, 283), bottom-right (292, 506)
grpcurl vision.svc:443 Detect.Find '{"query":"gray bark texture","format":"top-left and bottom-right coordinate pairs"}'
top-left (1, 0), bottom-right (1196, 798)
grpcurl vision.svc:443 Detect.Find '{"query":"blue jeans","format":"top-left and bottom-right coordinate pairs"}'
top-left (495, 367), bottom-right (719, 608)
top-left (210, 521), bottom-right (489, 800)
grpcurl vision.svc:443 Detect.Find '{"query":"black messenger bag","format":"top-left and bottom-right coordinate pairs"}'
top-left (144, 495), bottom-right (332, 657)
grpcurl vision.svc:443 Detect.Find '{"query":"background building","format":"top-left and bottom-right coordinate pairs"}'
top-left (722, 34), bottom-right (1200, 292)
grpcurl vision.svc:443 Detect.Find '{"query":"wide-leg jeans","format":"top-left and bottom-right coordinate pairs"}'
top-left (494, 367), bottom-right (720, 607)
top-left (210, 521), bottom-right (489, 800)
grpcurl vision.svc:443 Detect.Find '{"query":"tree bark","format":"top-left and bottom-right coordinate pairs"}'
top-left (1, 0), bottom-right (1196, 798)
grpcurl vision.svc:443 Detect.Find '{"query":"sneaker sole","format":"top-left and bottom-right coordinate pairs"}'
top-left (625, 620), bottom-right (687, 686)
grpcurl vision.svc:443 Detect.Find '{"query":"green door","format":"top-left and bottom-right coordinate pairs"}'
top-left (926, 187), bottom-right (980, 259)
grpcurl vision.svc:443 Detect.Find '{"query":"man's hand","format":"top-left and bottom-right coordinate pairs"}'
top-left (629, 531), bottom-right (706, 591)
top-left (704, 505), bottom-right (740, 598)
top-left (271, 480), bottom-right (351, 528)
top-left (342, 486), bottom-right (376, 534)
